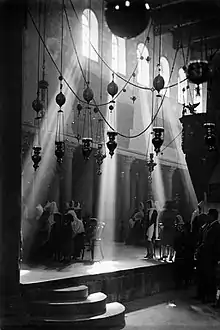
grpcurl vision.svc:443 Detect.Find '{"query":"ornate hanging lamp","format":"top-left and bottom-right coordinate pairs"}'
top-left (107, 74), bottom-right (118, 113)
top-left (152, 127), bottom-right (164, 155)
top-left (146, 152), bottom-right (157, 183)
top-left (31, 4), bottom-right (43, 171)
top-left (204, 122), bottom-right (216, 152)
top-left (81, 84), bottom-right (94, 161)
top-left (94, 119), bottom-right (106, 175)
top-left (153, 74), bottom-right (165, 97)
top-left (55, 84), bottom-right (66, 164)
top-left (55, 2), bottom-right (66, 164)
top-left (106, 131), bottom-right (118, 157)
top-left (73, 103), bottom-right (83, 142)
top-left (186, 60), bottom-right (210, 85)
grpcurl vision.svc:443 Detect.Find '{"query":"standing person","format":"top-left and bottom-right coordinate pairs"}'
top-left (67, 210), bottom-right (85, 259)
top-left (158, 201), bottom-right (177, 262)
top-left (196, 208), bottom-right (220, 303)
top-left (144, 200), bottom-right (158, 259)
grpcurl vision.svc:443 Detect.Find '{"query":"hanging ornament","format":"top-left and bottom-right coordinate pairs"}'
top-left (204, 123), bottom-right (216, 152)
top-left (94, 106), bottom-right (99, 113)
top-left (94, 143), bottom-right (106, 175)
top-left (56, 91), bottom-right (66, 107)
top-left (107, 76), bottom-right (118, 99)
top-left (152, 127), bottom-right (164, 155)
top-left (105, 1), bottom-right (150, 39)
top-left (109, 104), bottom-right (114, 113)
top-left (32, 146), bottom-right (42, 171)
top-left (82, 137), bottom-right (93, 161)
top-left (146, 153), bottom-right (157, 183)
top-left (55, 141), bottom-right (65, 164)
top-left (186, 60), bottom-right (210, 85)
top-left (106, 131), bottom-right (118, 157)
top-left (77, 103), bottom-right (83, 114)
top-left (83, 85), bottom-right (94, 104)
top-left (32, 98), bottom-right (44, 114)
top-left (130, 95), bottom-right (137, 103)
top-left (38, 79), bottom-right (49, 118)
top-left (153, 74), bottom-right (165, 97)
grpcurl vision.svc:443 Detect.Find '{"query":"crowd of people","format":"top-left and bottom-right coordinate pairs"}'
top-left (126, 199), bottom-right (220, 306)
top-left (21, 200), bottom-right (98, 264)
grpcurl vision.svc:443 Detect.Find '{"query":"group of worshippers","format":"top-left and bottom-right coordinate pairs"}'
top-left (126, 200), bottom-right (184, 262)
top-left (21, 200), bottom-right (85, 263)
top-left (190, 202), bottom-right (220, 305)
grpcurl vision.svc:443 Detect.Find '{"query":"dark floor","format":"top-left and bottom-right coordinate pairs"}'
top-left (123, 287), bottom-right (220, 330)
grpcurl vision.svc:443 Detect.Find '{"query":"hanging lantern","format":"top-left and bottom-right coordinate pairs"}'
top-left (152, 127), bottom-right (164, 155)
top-left (204, 123), bottom-right (216, 152)
top-left (105, 1), bottom-right (150, 39)
top-left (83, 86), bottom-right (94, 104)
top-left (55, 90), bottom-right (66, 163)
top-left (146, 153), bottom-right (157, 174)
top-left (107, 79), bottom-right (118, 99)
top-left (153, 74), bottom-right (165, 97)
top-left (55, 141), bottom-right (65, 164)
top-left (77, 103), bottom-right (83, 113)
top-left (32, 146), bottom-right (42, 171)
top-left (186, 60), bottom-right (210, 85)
top-left (82, 138), bottom-right (93, 161)
top-left (32, 98), bottom-right (44, 114)
top-left (106, 131), bottom-right (118, 157)
top-left (38, 79), bottom-right (49, 119)
top-left (56, 91), bottom-right (66, 107)
top-left (94, 143), bottom-right (106, 175)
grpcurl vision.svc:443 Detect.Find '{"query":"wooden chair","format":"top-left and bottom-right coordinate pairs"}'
top-left (82, 218), bottom-right (105, 261)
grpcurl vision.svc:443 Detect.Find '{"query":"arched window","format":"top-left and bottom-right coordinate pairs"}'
top-left (160, 56), bottom-right (170, 96)
top-left (111, 35), bottom-right (126, 75)
top-left (194, 84), bottom-right (203, 113)
top-left (137, 43), bottom-right (149, 86)
top-left (82, 9), bottom-right (98, 62)
top-left (178, 68), bottom-right (187, 104)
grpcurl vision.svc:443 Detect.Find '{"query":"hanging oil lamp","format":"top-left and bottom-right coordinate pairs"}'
top-left (152, 127), bottom-right (164, 155)
top-left (32, 97), bottom-right (44, 116)
top-left (38, 79), bottom-right (49, 118)
top-left (186, 60), bottom-right (210, 85)
top-left (32, 146), bottom-right (42, 171)
top-left (107, 74), bottom-right (118, 112)
top-left (204, 122), bottom-right (216, 152)
top-left (94, 143), bottom-right (106, 175)
top-left (106, 131), bottom-right (118, 157)
top-left (146, 153), bottom-right (157, 183)
top-left (82, 137), bottom-right (93, 161)
top-left (153, 74), bottom-right (165, 97)
top-left (55, 78), bottom-right (66, 164)
top-left (83, 84), bottom-right (94, 104)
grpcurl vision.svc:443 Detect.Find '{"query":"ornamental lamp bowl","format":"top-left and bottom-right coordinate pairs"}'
top-left (186, 60), bottom-right (211, 85)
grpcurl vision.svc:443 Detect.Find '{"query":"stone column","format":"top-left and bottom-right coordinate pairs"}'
top-left (123, 156), bottom-right (135, 237)
top-left (166, 166), bottom-right (176, 200)
top-left (0, 1), bottom-right (27, 326)
top-left (62, 141), bottom-right (76, 204)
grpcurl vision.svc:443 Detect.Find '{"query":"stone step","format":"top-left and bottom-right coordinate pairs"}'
top-left (29, 292), bottom-right (107, 318)
top-left (34, 285), bottom-right (89, 302)
top-left (30, 302), bottom-right (125, 328)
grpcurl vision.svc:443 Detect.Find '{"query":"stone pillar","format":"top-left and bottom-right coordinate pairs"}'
top-left (62, 141), bottom-right (76, 204)
top-left (166, 166), bottom-right (176, 200)
top-left (0, 1), bottom-right (27, 326)
top-left (123, 156), bottom-right (135, 237)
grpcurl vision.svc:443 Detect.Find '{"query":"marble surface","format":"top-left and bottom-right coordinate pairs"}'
top-left (20, 243), bottom-right (161, 284)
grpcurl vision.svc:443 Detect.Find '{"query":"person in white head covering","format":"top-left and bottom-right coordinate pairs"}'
top-left (66, 209), bottom-right (85, 259)
top-left (144, 200), bottom-right (158, 259)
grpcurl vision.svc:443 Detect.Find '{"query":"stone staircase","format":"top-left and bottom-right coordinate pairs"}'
top-left (24, 284), bottom-right (125, 328)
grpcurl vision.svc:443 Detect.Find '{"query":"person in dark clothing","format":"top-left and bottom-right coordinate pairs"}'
top-left (173, 222), bottom-right (194, 289)
top-left (144, 200), bottom-right (158, 259)
top-left (196, 208), bottom-right (220, 303)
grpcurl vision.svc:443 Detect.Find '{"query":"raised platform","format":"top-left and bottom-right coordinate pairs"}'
top-left (20, 243), bottom-right (175, 303)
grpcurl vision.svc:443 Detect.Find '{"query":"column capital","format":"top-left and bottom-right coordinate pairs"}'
top-left (124, 156), bottom-right (135, 166)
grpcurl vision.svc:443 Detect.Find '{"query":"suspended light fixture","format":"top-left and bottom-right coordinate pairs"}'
top-left (105, 0), bottom-right (150, 39)
top-left (106, 131), bottom-right (118, 157)
top-left (94, 119), bottom-right (106, 175)
top-left (186, 60), bottom-right (211, 85)
top-left (74, 103), bottom-right (83, 142)
top-left (152, 127), bottom-right (164, 155)
top-left (146, 152), bottom-right (157, 183)
top-left (55, 83), bottom-right (66, 164)
top-left (82, 137), bottom-right (93, 161)
top-left (153, 74), bottom-right (165, 97)
top-left (83, 84), bottom-right (94, 104)
top-left (107, 73), bottom-right (118, 112)
top-left (81, 86), bottom-right (94, 160)
top-left (55, 0), bottom-right (66, 164)
top-left (204, 122), bottom-right (216, 152)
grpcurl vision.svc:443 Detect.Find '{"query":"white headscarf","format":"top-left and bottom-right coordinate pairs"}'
top-left (36, 204), bottom-right (43, 220)
top-left (45, 201), bottom-right (59, 228)
top-left (67, 210), bottom-right (85, 235)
